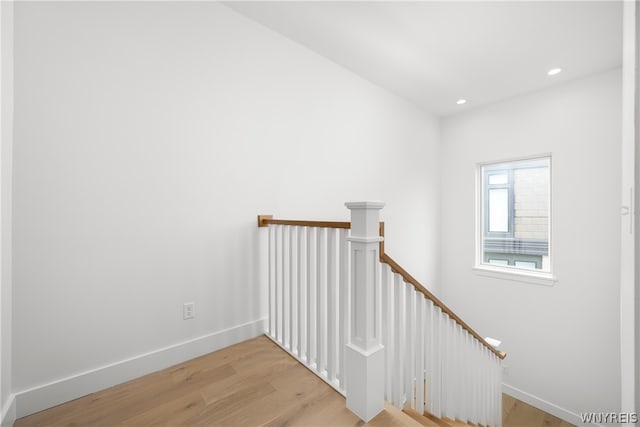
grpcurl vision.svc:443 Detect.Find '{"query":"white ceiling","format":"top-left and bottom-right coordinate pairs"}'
top-left (225, 1), bottom-right (623, 116)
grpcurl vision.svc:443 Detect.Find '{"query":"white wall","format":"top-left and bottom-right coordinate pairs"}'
top-left (12, 1), bottom-right (440, 415)
top-left (440, 69), bottom-right (622, 422)
top-left (0, 0), bottom-right (15, 424)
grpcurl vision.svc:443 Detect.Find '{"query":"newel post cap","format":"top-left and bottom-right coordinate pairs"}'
top-left (344, 201), bottom-right (385, 210)
top-left (345, 201), bottom-right (385, 240)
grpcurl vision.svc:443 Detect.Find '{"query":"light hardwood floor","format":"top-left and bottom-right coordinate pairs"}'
top-left (502, 394), bottom-right (575, 427)
top-left (15, 336), bottom-right (575, 427)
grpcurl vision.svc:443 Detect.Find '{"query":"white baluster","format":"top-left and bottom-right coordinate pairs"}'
top-left (282, 226), bottom-right (289, 349)
top-left (281, 225), bottom-right (287, 345)
top-left (455, 323), bottom-right (467, 422)
top-left (432, 305), bottom-right (441, 418)
top-left (380, 263), bottom-right (387, 397)
top-left (305, 227), bottom-right (311, 362)
top-left (393, 273), bottom-right (404, 408)
top-left (492, 352), bottom-right (497, 426)
top-left (452, 320), bottom-right (458, 420)
top-left (317, 227), bottom-right (325, 374)
top-left (439, 310), bottom-right (446, 419)
top-left (497, 355), bottom-right (503, 427)
top-left (415, 294), bottom-right (425, 414)
top-left (406, 284), bottom-right (415, 409)
top-left (338, 228), bottom-right (349, 390)
top-left (473, 339), bottom-right (480, 424)
top-left (483, 347), bottom-right (489, 427)
top-left (381, 264), bottom-right (392, 402)
top-left (327, 228), bottom-right (337, 383)
top-left (451, 322), bottom-right (458, 421)
top-left (445, 316), bottom-right (454, 419)
top-left (296, 226), bottom-right (303, 358)
top-left (274, 225), bottom-right (281, 343)
top-left (268, 225), bottom-right (274, 337)
top-left (459, 326), bottom-right (467, 423)
top-left (424, 299), bottom-right (433, 415)
top-left (442, 315), bottom-right (448, 419)
top-left (467, 338), bottom-right (473, 422)
top-left (287, 226), bottom-right (294, 350)
top-left (479, 342), bottom-right (485, 425)
top-left (307, 227), bottom-right (314, 365)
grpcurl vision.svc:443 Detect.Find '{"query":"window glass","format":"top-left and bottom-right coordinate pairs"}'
top-left (515, 261), bottom-right (537, 270)
top-left (488, 173), bottom-right (508, 185)
top-left (480, 157), bottom-right (550, 273)
top-left (488, 188), bottom-right (509, 232)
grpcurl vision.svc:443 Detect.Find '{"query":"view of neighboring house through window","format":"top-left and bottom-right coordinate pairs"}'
top-left (480, 156), bottom-right (551, 273)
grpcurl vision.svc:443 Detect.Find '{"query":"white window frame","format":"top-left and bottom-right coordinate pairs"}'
top-left (474, 154), bottom-right (557, 286)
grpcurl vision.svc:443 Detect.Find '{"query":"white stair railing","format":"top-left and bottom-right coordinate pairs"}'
top-left (263, 220), bottom-right (350, 394)
top-left (380, 254), bottom-right (504, 427)
top-left (258, 202), bottom-right (505, 426)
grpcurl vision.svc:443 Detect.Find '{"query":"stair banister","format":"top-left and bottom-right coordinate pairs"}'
top-left (258, 202), bottom-right (506, 426)
top-left (344, 201), bottom-right (386, 421)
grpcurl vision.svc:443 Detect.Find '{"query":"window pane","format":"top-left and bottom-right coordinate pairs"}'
top-left (489, 173), bottom-right (508, 185)
top-left (488, 188), bottom-right (509, 232)
top-left (515, 261), bottom-right (537, 270)
top-left (480, 156), bottom-right (551, 274)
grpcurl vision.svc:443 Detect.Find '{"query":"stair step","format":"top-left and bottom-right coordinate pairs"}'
top-left (442, 417), bottom-right (475, 426)
top-left (402, 406), bottom-right (441, 427)
top-left (401, 406), bottom-right (476, 427)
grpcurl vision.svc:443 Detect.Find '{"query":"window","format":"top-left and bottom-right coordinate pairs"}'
top-left (478, 156), bottom-right (551, 275)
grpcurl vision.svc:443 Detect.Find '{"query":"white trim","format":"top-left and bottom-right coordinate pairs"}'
top-left (477, 153), bottom-right (554, 168)
top-left (14, 318), bottom-right (267, 418)
top-left (475, 154), bottom-right (555, 285)
top-left (620, 0), bottom-right (638, 413)
top-left (0, 394), bottom-right (15, 427)
top-left (344, 201), bottom-right (385, 210)
top-left (347, 236), bottom-right (384, 243)
top-left (473, 265), bottom-right (557, 287)
top-left (502, 383), bottom-right (597, 427)
top-left (346, 342), bottom-right (384, 357)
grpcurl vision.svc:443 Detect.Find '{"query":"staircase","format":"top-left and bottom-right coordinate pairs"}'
top-left (257, 201), bottom-right (505, 427)
top-left (402, 405), bottom-right (485, 427)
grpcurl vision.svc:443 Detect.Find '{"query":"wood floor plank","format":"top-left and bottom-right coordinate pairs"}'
top-left (502, 394), bottom-right (575, 427)
top-left (119, 391), bottom-right (206, 427)
top-left (199, 363), bottom-right (328, 426)
top-left (200, 353), bottom-right (299, 406)
top-left (14, 336), bottom-right (577, 427)
top-left (263, 389), bottom-right (359, 427)
top-left (368, 403), bottom-right (426, 427)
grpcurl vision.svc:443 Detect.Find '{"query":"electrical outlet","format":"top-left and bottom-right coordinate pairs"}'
top-left (183, 302), bottom-right (195, 320)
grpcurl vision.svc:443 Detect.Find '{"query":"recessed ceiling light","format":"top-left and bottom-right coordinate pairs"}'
top-left (547, 68), bottom-right (562, 76)
top-left (456, 99), bottom-right (467, 105)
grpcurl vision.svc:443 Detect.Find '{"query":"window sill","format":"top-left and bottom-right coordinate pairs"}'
top-left (473, 265), bottom-right (557, 287)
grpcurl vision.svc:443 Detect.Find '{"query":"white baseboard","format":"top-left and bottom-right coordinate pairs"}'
top-left (14, 318), bottom-right (267, 419)
top-left (503, 383), bottom-right (603, 427)
top-left (1, 394), bottom-right (16, 427)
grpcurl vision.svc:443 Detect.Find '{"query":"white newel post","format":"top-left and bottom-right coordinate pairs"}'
top-left (345, 201), bottom-right (385, 422)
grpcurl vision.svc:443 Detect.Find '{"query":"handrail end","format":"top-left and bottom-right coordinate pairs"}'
top-left (257, 214), bottom-right (273, 228)
top-left (498, 351), bottom-right (507, 360)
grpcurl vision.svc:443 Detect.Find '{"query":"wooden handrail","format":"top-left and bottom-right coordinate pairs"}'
top-left (258, 215), bottom-right (350, 229)
top-left (380, 253), bottom-right (506, 360)
top-left (377, 221), bottom-right (505, 359)
top-left (258, 214), bottom-right (506, 360)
